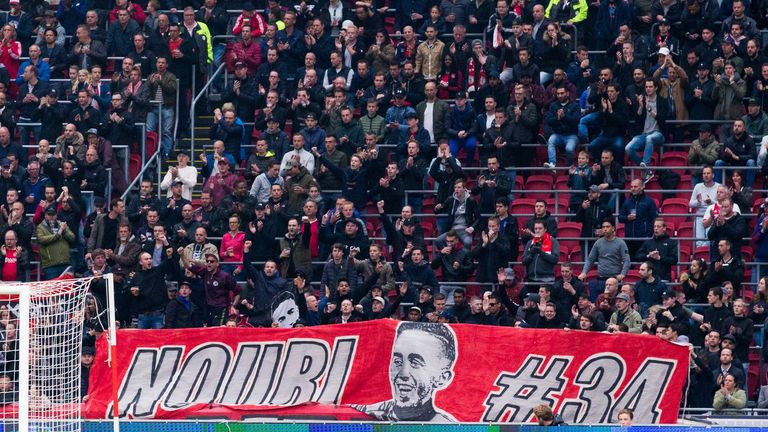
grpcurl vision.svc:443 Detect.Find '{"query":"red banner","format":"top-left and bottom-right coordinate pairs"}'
top-left (84, 321), bottom-right (690, 424)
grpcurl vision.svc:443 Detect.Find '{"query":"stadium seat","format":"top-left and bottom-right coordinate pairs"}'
top-left (679, 245), bottom-right (691, 264)
top-left (660, 151), bottom-right (688, 168)
top-left (660, 198), bottom-right (690, 227)
top-left (693, 245), bottom-right (710, 261)
top-left (624, 269), bottom-right (641, 283)
top-left (510, 198), bottom-right (536, 216)
top-left (524, 175), bottom-right (554, 200)
top-left (557, 222), bottom-right (582, 250)
top-left (145, 131), bottom-right (158, 156)
top-left (676, 221), bottom-right (694, 238)
top-left (742, 246), bottom-right (754, 263)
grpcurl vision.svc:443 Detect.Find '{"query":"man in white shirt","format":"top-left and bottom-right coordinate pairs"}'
top-left (689, 165), bottom-right (720, 247)
top-left (160, 150), bottom-right (198, 201)
top-left (280, 134), bottom-right (314, 176)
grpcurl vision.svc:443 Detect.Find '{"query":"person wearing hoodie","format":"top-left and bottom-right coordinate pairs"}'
top-left (522, 221), bottom-right (560, 284)
top-left (78, 148), bottom-right (108, 198)
top-left (398, 247), bottom-right (439, 302)
top-left (521, 200), bottom-right (559, 244)
top-left (164, 280), bottom-right (203, 328)
top-left (434, 178), bottom-right (480, 249)
top-left (636, 218), bottom-right (678, 281)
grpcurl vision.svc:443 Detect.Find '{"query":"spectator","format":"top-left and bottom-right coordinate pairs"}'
top-left (543, 86), bottom-right (580, 171)
top-left (713, 373), bottom-right (747, 412)
top-left (471, 216), bottom-right (511, 283)
top-left (636, 218), bottom-right (678, 281)
top-left (36, 207), bottom-right (76, 280)
top-left (625, 79), bottom-right (668, 183)
top-left (716, 119), bottom-right (756, 186)
top-left (435, 178), bottom-right (480, 248)
top-left (579, 219), bottom-right (631, 290)
top-left (164, 280), bottom-right (203, 328)
top-left (618, 179), bottom-right (659, 257)
top-left (608, 293), bottom-right (643, 333)
top-left (522, 220), bottom-right (560, 285)
top-left (521, 200), bottom-right (558, 244)
top-left (588, 83), bottom-right (630, 161)
top-left (707, 197), bottom-right (749, 260)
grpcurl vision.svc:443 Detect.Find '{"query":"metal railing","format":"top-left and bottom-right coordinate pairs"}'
top-left (190, 63), bottom-right (225, 163)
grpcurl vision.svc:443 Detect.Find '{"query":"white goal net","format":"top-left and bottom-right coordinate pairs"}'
top-left (0, 275), bottom-right (105, 432)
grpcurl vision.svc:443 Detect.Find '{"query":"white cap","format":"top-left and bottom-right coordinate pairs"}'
top-left (658, 47), bottom-right (670, 56)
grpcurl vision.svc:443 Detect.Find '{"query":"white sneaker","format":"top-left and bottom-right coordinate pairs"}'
top-left (543, 162), bottom-right (556, 174)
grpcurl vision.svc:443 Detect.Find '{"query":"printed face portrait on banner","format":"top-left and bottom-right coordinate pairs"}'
top-left (354, 322), bottom-right (458, 422)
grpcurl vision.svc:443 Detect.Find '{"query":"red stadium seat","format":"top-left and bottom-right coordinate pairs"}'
top-left (659, 198), bottom-right (690, 227)
top-left (660, 151), bottom-right (688, 168)
top-left (510, 198), bottom-right (536, 216)
top-left (676, 221), bottom-right (694, 238)
top-left (624, 269), bottom-right (641, 283)
top-left (524, 175), bottom-right (554, 200)
top-left (693, 246), bottom-right (710, 262)
top-left (557, 221), bottom-right (582, 250)
top-left (679, 245), bottom-right (691, 264)
top-left (145, 131), bottom-right (158, 156)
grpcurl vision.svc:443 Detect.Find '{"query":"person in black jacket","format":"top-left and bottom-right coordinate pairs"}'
top-left (495, 197), bottom-right (520, 262)
top-left (636, 218), bottom-right (678, 281)
top-left (164, 280), bottom-right (203, 328)
top-left (471, 216), bottom-right (511, 283)
top-left (707, 198), bottom-right (749, 259)
top-left (705, 239), bottom-right (745, 294)
top-left (370, 161), bottom-right (404, 215)
top-left (590, 149), bottom-right (626, 210)
top-left (472, 155), bottom-right (513, 217)
top-left (127, 247), bottom-right (178, 329)
top-left (377, 200), bottom-right (426, 264)
top-left (588, 82), bottom-right (630, 161)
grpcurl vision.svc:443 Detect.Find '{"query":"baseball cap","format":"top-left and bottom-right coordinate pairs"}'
top-left (615, 293), bottom-right (631, 302)
top-left (661, 290), bottom-right (677, 299)
top-left (394, 88), bottom-right (406, 98)
top-left (178, 280), bottom-right (192, 289)
top-left (589, 184), bottom-right (601, 193)
top-left (504, 267), bottom-right (515, 280)
top-left (45, 206), bottom-right (57, 215)
top-left (234, 61), bottom-right (247, 69)
top-left (254, 203), bottom-right (266, 210)
top-left (659, 18), bottom-right (669, 25)
top-left (287, 160), bottom-right (300, 168)
top-left (697, 62), bottom-right (710, 71)
top-left (9, 0), bottom-right (19, 4)
top-left (403, 111), bottom-right (418, 120)
top-left (305, 112), bottom-right (317, 120)
top-left (657, 47), bottom-right (670, 56)
top-left (217, 158), bottom-right (230, 165)
top-left (372, 296), bottom-right (385, 304)
top-left (455, 90), bottom-right (467, 99)
top-left (699, 123), bottom-right (712, 132)
top-left (0, 158), bottom-right (10, 168)
top-left (93, 196), bottom-right (106, 207)
top-left (82, 346), bottom-right (96, 356)
top-left (243, 1), bottom-right (255, 11)
top-left (471, 39), bottom-right (483, 48)
top-left (722, 333), bottom-right (737, 344)
top-left (747, 97), bottom-right (760, 106)
top-left (266, 115), bottom-right (279, 123)
top-left (489, 70), bottom-right (500, 79)
top-left (172, 179), bottom-right (184, 186)
top-left (409, 306), bottom-right (422, 314)
top-left (47, 88), bottom-right (58, 97)
top-left (85, 128), bottom-right (98, 137)
top-left (420, 285), bottom-right (433, 294)
top-left (525, 293), bottom-right (540, 303)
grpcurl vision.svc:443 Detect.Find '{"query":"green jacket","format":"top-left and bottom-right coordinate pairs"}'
top-left (36, 221), bottom-right (75, 269)
top-left (545, 0), bottom-right (588, 23)
top-left (359, 114), bottom-right (385, 142)
top-left (609, 308), bottom-right (643, 334)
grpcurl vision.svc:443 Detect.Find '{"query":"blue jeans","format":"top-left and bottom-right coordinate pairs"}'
top-left (547, 134), bottom-right (578, 165)
top-left (714, 159), bottom-right (756, 187)
top-left (18, 118), bottom-right (39, 147)
top-left (589, 134), bottom-right (624, 161)
top-left (448, 136), bottom-right (477, 165)
top-left (42, 264), bottom-right (68, 280)
top-left (137, 310), bottom-right (164, 329)
top-left (625, 131), bottom-right (664, 165)
top-left (578, 111), bottom-right (600, 141)
top-left (146, 106), bottom-right (175, 156)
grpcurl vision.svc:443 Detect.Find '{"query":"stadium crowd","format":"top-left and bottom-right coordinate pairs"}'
top-left (0, 0), bottom-right (768, 416)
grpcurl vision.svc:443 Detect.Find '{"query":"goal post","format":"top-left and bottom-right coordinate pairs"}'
top-left (0, 275), bottom-right (117, 432)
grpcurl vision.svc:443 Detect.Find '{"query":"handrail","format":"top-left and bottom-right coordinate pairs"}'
top-left (121, 150), bottom-right (162, 201)
top-left (190, 63), bottom-right (226, 163)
